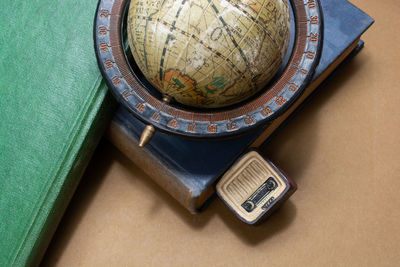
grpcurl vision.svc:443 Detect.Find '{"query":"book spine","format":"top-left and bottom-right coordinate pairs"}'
top-left (107, 114), bottom-right (216, 213)
top-left (16, 90), bottom-right (116, 267)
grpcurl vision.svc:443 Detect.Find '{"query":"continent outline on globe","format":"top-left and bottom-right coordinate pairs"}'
top-left (127, 0), bottom-right (291, 108)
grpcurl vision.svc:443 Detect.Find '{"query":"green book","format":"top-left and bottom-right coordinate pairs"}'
top-left (0, 1), bottom-right (115, 266)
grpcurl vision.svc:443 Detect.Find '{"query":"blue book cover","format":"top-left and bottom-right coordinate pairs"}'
top-left (108, 0), bottom-right (374, 213)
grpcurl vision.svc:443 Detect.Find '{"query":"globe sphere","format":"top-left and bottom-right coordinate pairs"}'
top-left (127, 0), bottom-right (290, 108)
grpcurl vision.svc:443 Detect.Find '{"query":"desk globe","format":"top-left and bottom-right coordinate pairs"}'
top-left (127, 0), bottom-right (290, 108)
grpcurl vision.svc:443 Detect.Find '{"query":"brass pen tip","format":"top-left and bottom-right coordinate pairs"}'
top-left (138, 125), bottom-right (155, 147)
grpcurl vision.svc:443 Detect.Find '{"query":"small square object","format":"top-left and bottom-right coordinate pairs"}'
top-left (216, 150), bottom-right (297, 225)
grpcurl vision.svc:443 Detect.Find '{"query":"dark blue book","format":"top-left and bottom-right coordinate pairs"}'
top-left (107, 0), bottom-right (374, 213)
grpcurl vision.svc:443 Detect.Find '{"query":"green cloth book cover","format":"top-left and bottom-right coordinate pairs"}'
top-left (0, 0), bottom-right (115, 265)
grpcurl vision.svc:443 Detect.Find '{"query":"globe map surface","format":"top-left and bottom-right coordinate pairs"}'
top-left (127, 0), bottom-right (290, 108)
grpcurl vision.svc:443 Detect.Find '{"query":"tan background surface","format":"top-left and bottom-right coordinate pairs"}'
top-left (43, 0), bottom-right (400, 266)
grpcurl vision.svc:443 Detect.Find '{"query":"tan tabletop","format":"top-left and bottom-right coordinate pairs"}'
top-left (43, 0), bottom-right (400, 266)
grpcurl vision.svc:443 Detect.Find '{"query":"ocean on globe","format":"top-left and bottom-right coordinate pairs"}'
top-left (127, 0), bottom-right (290, 108)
